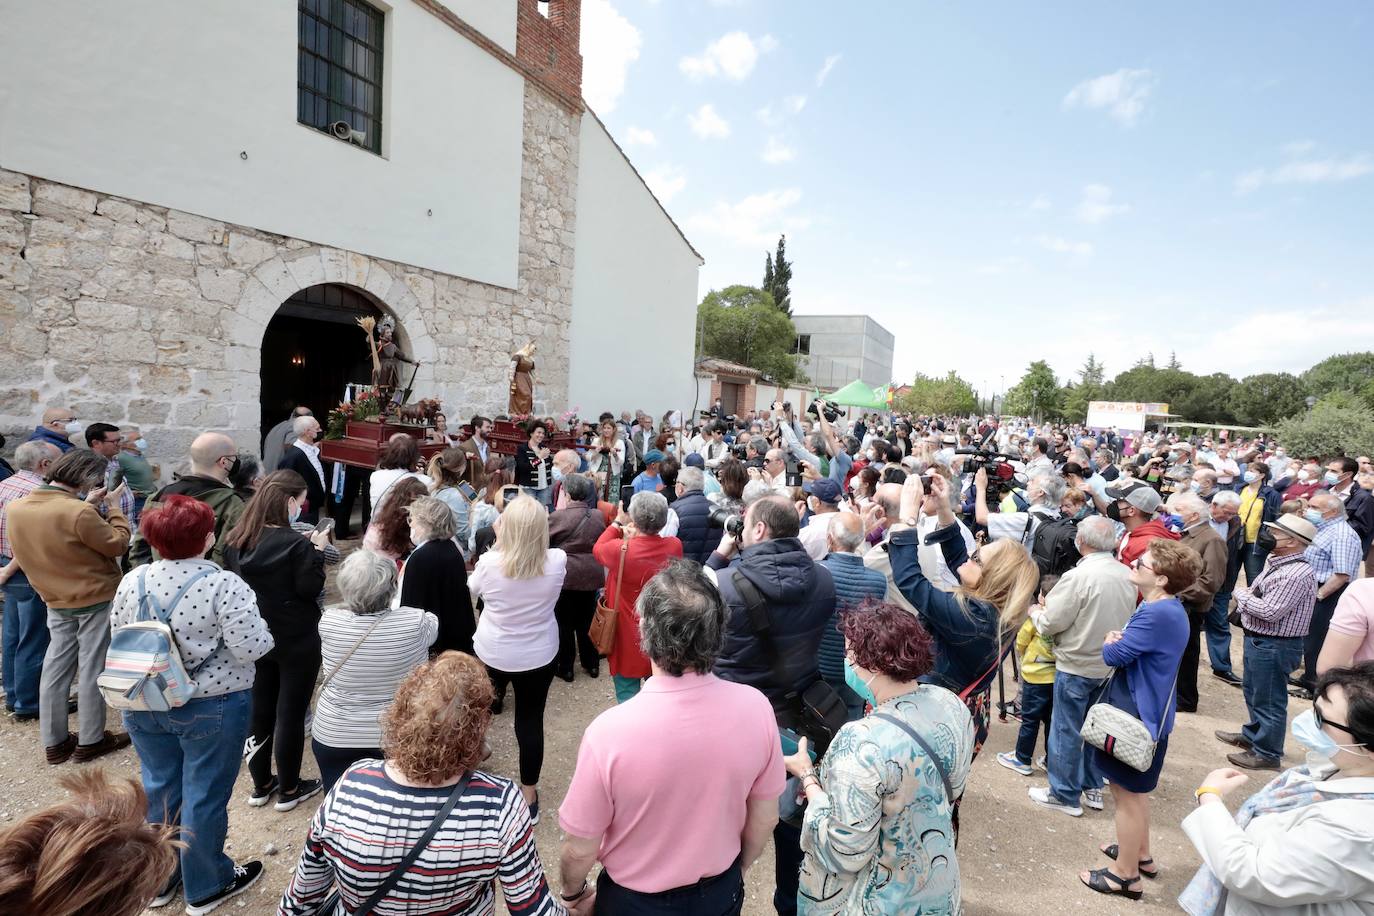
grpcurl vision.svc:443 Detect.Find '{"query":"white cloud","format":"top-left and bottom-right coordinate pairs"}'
top-left (1062, 68), bottom-right (1156, 127)
top-left (642, 164), bottom-right (686, 203)
top-left (1029, 194), bottom-right (1052, 212)
top-left (761, 136), bottom-right (795, 164)
top-left (679, 32), bottom-right (776, 82)
top-left (815, 53), bottom-right (841, 88)
top-left (1035, 235), bottom-right (1094, 256)
top-left (1075, 184), bottom-right (1130, 224)
top-left (579, 0), bottom-right (641, 114)
top-left (688, 103), bottom-right (730, 139)
top-left (623, 126), bottom-right (657, 147)
top-left (685, 188), bottom-right (811, 248)
top-left (756, 95), bottom-right (807, 128)
top-left (1235, 153), bottom-right (1374, 194)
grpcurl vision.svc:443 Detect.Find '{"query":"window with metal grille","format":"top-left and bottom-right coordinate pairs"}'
top-left (792, 334), bottom-right (811, 355)
top-left (298, 0), bottom-right (384, 154)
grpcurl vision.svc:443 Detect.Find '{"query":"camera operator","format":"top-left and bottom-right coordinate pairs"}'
top-left (774, 400), bottom-right (853, 492)
top-left (973, 469), bottom-right (1067, 545)
top-left (741, 436), bottom-right (768, 470)
top-left (705, 494), bottom-right (836, 916)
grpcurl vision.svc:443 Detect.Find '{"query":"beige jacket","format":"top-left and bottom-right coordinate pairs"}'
top-left (7, 486), bottom-right (130, 610)
top-left (1032, 551), bottom-right (1136, 679)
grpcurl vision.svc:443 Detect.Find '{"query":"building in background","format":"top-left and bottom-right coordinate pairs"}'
top-left (0, 0), bottom-right (701, 467)
top-left (790, 315), bottom-right (895, 390)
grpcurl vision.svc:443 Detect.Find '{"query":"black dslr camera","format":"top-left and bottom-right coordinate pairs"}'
top-left (807, 398), bottom-right (841, 423)
top-left (954, 447), bottom-right (1026, 508)
top-left (707, 504), bottom-right (745, 537)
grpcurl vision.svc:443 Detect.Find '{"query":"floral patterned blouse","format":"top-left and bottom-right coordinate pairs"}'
top-left (799, 685), bottom-right (975, 915)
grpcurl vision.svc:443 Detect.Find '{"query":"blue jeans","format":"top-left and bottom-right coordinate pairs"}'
top-left (1014, 681), bottom-right (1055, 765)
top-left (1047, 671), bottom-right (1105, 806)
top-left (1241, 634), bottom-right (1304, 762)
top-left (1, 562), bottom-right (49, 714)
top-left (123, 690), bottom-right (252, 903)
top-left (1206, 588), bottom-right (1235, 676)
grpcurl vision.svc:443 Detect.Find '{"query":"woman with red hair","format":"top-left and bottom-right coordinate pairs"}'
top-left (108, 494), bottom-right (274, 913)
top-left (784, 602), bottom-right (976, 915)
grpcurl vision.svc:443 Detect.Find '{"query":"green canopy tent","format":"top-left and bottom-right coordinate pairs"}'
top-left (823, 379), bottom-right (890, 410)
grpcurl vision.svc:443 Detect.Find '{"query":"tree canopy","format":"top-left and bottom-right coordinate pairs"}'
top-left (894, 371), bottom-right (978, 416)
top-left (762, 235), bottom-right (793, 316)
top-left (697, 285), bottom-right (806, 386)
top-left (1003, 360), bottom-right (1062, 420)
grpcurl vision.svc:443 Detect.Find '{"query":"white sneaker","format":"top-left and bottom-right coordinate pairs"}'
top-left (996, 751), bottom-right (1033, 776)
top-left (1028, 786), bottom-right (1083, 817)
top-left (1083, 788), bottom-right (1105, 811)
top-left (1033, 754), bottom-right (1047, 772)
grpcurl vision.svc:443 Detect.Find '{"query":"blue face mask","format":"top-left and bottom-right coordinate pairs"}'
top-left (1305, 509), bottom-right (1324, 527)
top-left (552, 467), bottom-right (564, 483)
top-left (1291, 709), bottom-right (1370, 767)
top-left (1243, 471), bottom-right (1259, 484)
top-left (844, 659), bottom-right (878, 708)
top-left (288, 500), bottom-right (302, 524)
top-left (134, 437), bottom-right (149, 451)
top-left (1325, 471), bottom-right (1342, 486)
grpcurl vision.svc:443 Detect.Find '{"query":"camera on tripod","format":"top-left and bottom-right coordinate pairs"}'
top-left (806, 398), bottom-right (841, 423)
top-left (707, 504), bottom-right (745, 537)
top-left (954, 447), bottom-right (1025, 507)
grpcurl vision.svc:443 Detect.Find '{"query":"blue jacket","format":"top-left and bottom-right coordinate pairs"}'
top-left (818, 553), bottom-right (887, 681)
top-left (673, 489), bottom-right (722, 564)
top-left (709, 538), bottom-right (836, 719)
top-left (25, 426), bottom-right (75, 453)
top-left (888, 524), bottom-right (1003, 697)
top-left (1103, 597), bottom-right (1189, 738)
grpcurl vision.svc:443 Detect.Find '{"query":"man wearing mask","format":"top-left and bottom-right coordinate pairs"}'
top-left (1093, 448), bottom-right (1120, 483)
top-left (1107, 480), bottom-right (1179, 567)
top-left (1191, 468), bottom-right (1220, 503)
top-left (1293, 493), bottom-right (1364, 699)
top-left (277, 415), bottom-right (328, 524)
top-left (26, 407), bottom-right (81, 454)
top-left (129, 433), bottom-right (246, 568)
top-left (117, 427), bottom-right (156, 529)
top-left (1024, 437), bottom-right (1054, 478)
top-left (797, 478), bottom-right (843, 560)
top-left (1216, 514), bottom-right (1318, 770)
top-left (1324, 457), bottom-right (1374, 556)
top-left (1170, 492), bottom-right (1227, 713)
top-left (1205, 491), bottom-right (1245, 686)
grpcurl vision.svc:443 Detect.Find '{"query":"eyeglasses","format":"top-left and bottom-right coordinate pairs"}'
top-left (1131, 557), bottom-right (1154, 572)
top-left (970, 549), bottom-right (984, 566)
top-left (1313, 701), bottom-right (1354, 735)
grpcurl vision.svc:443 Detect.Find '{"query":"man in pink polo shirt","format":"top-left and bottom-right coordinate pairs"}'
top-left (1319, 577), bottom-right (1374, 674)
top-left (558, 561), bottom-right (784, 914)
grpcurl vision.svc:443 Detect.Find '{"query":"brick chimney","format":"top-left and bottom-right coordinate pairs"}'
top-left (516, 0), bottom-right (583, 109)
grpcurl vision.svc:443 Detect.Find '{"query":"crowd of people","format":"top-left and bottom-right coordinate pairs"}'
top-left (1, 401), bottom-right (1373, 914)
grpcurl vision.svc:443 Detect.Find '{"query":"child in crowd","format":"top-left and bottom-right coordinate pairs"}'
top-left (997, 573), bottom-right (1059, 776)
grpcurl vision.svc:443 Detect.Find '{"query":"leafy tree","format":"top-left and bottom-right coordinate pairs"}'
top-left (894, 371), bottom-right (978, 416)
top-left (1079, 353), bottom-right (1106, 388)
top-left (1228, 372), bottom-right (1308, 426)
top-left (698, 285), bottom-right (805, 386)
top-left (1166, 351), bottom-right (1182, 371)
top-left (1004, 360), bottom-right (1062, 420)
top-left (1303, 352), bottom-right (1374, 399)
top-left (762, 235), bottom-right (793, 316)
top-left (1061, 354), bottom-right (1106, 422)
top-left (1276, 395), bottom-right (1374, 458)
top-left (1174, 373), bottom-right (1239, 424)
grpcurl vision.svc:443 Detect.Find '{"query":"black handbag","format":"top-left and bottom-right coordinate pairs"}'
top-left (318, 771), bottom-right (474, 915)
top-left (731, 571), bottom-right (847, 755)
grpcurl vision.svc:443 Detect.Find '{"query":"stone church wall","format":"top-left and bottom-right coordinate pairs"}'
top-left (0, 83), bottom-right (579, 471)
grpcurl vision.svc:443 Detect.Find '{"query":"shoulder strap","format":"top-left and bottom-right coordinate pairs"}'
top-left (871, 711), bottom-right (955, 808)
top-left (349, 771), bottom-right (474, 916)
top-left (959, 637), bottom-right (1010, 701)
top-left (731, 570), bottom-right (793, 697)
top-left (1020, 512), bottom-right (1034, 546)
top-left (138, 567), bottom-right (216, 625)
top-left (321, 611), bottom-right (389, 692)
top-left (608, 537), bottom-right (629, 606)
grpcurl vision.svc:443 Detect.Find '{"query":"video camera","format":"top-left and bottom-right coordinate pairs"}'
top-left (707, 504), bottom-right (745, 537)
top-left (807, 398), bottom-right (841, 424)
top-left (954, 447), bottom-right (1026, 508)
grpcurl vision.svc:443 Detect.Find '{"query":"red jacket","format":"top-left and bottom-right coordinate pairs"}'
top-left (592, 525), bottom-right (683, 678)
top-left (1118, 519), bottom-right (1181, 568)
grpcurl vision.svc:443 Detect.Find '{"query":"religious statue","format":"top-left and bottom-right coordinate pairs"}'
top-left (356, 315), bottom-right (417, 406)
top-left (509, 341), bottom-right (537, 416)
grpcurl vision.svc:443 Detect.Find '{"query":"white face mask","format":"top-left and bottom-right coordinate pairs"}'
top-left (64, 420), bottom-right (83, 436)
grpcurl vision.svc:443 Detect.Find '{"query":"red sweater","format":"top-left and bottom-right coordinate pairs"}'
top-left (1118, 519), bottom-right (1181, 568)
top-left (592, 525), bottom-right (683, 678)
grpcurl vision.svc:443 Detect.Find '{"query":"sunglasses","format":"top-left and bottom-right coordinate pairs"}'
top-left (969, 548), bottom-right (984, 566)
top-left (1313, 700), bottom-right (1354, 736)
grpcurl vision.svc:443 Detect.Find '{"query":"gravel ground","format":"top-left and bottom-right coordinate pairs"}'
top-left (0, 547), bottom-right (1294, 915)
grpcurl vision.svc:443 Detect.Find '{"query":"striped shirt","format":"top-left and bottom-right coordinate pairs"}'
top-left (1305, 518), bottom-right (1363, 585)
top-left (278, 762), bottom-right (565, 916)
top-left (0, 470), bottom-right (44, 559)
top-left (1237, 552), bottom-right (1318, 638)
top-left (312, 607), bottom-right (437, 749)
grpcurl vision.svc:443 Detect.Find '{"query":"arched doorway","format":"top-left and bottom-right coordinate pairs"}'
top-left (258, 283), bottom-right (403, 450)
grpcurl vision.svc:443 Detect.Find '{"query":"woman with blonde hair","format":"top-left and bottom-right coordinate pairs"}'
top-left (469, 495), bottom-right (567, 824)
top-left (886, 473), bottom-right (1039, 757)
top-left (279, 652), bottom-right (571, 915)
top-left (426, 447), bottom-right (473, 554)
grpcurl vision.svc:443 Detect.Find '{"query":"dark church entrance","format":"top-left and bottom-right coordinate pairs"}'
top-left (258, 283), bottom-right (385, 452)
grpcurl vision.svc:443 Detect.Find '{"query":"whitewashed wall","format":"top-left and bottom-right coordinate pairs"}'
top-left (568, 114), bottom-right (701, 417)
top-left (0, 0), bottom-right (524, 288)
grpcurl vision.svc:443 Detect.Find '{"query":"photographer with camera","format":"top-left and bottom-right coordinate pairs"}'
top-left (706, 494), bottom-right (837, 916)
top-left (973, 469), bottom-right (1080, 576)
top-left (774, 399), bottom-right (853, 494)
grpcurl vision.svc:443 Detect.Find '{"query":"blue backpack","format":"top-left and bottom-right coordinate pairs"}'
top-left (98, 567), bottom-right (215, 712)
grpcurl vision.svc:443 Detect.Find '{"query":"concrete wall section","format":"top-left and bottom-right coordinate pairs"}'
top-left (0, 0), bottom-right (524, 288)
top-left (568, 115), bottom-right (701, 417)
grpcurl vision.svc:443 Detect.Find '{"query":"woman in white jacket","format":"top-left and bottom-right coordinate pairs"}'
top-left (1179, 661), bottom-right (1374, 915)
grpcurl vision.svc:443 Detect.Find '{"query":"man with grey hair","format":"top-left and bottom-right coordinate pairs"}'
top-left (671, 465), bottom-right (721, 563)
top-left (820, 513), bottom-right (887, 720)
top-left (278, 413), bottom-right (327, 524)
top-left (1171, 489), bottom-right (1227, 713)
top-left (558, 561), bottom-right (783, 912)
top-left (1027, 514), bottom-right (1137, 816)
top-left (974, 470), bottom-right (1067, 546)
top-left (263, 404), bottom-right (313, 474)
top-left (0, 440), bottom-right (62, 720)
top-left (1206, 489), bottom-right (1246, 684)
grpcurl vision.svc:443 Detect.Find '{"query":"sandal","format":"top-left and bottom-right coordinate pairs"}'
top-left (1101, 844), bottom-right (1159, 879)
top-left (1080, 867), bottom-right (1143, 900)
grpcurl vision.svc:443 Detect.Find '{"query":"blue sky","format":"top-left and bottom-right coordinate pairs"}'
top-left (580, 1), bottom-right (1374, 398)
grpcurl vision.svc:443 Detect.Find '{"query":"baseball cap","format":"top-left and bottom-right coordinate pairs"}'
top-left (810, 478), bottom-right (842, 504)
top-left (1105, 480), bottom-right (1163, 515)
top-left (1264, 513), bottom-right (1316, 544)
top-left (682, 453), bottom-right (705, 469)
top-left (643, 449), bottom-right (665, 466)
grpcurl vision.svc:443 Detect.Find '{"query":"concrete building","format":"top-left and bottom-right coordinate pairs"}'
top-left (0, 0), bottom-right (701, 467)
top-left (791, 314), bottom-right (895, 390)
